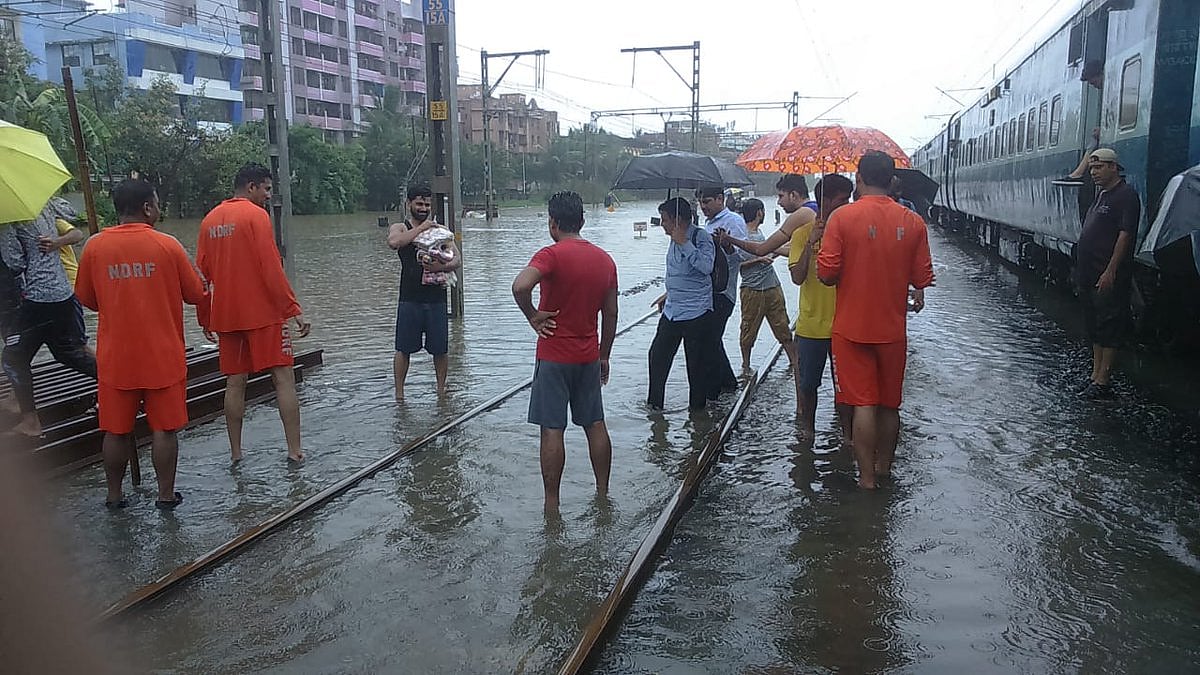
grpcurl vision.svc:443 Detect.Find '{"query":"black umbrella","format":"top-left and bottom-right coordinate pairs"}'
top-left (893, 167), bottom-right (940, 203)
top-left (612, 151), bottom-right (754, 190)
top-left (1138, 163), bottom-right (1200, 276)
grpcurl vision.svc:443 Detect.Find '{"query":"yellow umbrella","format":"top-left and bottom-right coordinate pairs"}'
top-left (0, 120), bottom-right (73, 225)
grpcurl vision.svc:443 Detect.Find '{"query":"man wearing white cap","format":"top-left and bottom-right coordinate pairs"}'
top-left (1074, 147), bottom-right (1140, 400)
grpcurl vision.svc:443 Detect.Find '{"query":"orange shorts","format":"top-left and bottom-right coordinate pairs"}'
top-left (830, 335), bottom-right (907, 408)
top-left (218, 323), bottom-right (294, 375)
top-left (98, 380), bottom-right (188, 434)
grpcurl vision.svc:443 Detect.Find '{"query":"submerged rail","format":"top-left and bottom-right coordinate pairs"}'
top-left (557, 343), bottom-right (785, 674)
top-left (97, 308), bottom-right (660, 622)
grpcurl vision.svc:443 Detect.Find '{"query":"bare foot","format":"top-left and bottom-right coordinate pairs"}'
top-left (287, 451), bottom-right (305, 464)
top-left (230, 451), bottom-right (243, 464)
top-left (14, 416), bottom-right (41, 437)
top-left (857, 480), bottom-right (879, 490)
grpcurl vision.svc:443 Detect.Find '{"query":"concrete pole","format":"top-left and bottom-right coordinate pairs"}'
top-left (259, 0), bottom-right (295, 281)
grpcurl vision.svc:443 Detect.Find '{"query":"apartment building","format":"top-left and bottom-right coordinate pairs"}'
top-left (3, 0), bottom-right (425, 139)
top-left (3, 0), bottom-right (247, 127)
top-left (238, 0), bottom-right (426, 143)
top-left (456, 85), bottom-right (560, 155)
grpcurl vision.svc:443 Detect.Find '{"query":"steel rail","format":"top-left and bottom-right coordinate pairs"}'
top-left (96, 308), bottom-right (660, 622)
top-left (557, 342), bottom-right (784, 674)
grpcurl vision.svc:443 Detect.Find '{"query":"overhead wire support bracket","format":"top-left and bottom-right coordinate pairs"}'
top-left (479, 48), bottom-right (549, 223)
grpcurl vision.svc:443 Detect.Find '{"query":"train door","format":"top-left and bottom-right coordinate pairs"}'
top-left (1080, 8), bottom-right (1108, 155)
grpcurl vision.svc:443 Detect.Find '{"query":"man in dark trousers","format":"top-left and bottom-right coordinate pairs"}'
top-left (697, 186), bottom-right (745, 397)
top-left (386, 184), bottom-right (461, 401)
top-left (1074, 148), bottom-right (1141, 400)
top-left (512, 191), bottom-right (618, 513)
top-left (647, 197), bottom-right (717, 412)
top-left (0, 198), bottom-right (96, 436)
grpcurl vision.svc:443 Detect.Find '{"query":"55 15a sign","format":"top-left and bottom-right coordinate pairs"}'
top-left (423, 0), bottom-right (451, 25)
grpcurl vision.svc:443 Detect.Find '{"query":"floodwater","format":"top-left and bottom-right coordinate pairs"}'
top-left (44, 203), bottom-right (1200, 673)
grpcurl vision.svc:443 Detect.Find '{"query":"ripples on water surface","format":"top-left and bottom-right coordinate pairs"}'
top-left (596, 233), bottom-right (1200, 674)
top-left (48, 207), bottom-right (1200, 673)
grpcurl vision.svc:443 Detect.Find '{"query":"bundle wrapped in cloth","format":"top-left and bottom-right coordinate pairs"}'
top-left (414, 225), bottom-right (457, 287)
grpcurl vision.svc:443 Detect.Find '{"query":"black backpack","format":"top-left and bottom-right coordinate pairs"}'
top-left (692, 227), bottom-right (729, 296)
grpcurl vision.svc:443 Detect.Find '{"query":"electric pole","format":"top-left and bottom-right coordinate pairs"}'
top-left (423, 0), bottom-right (465, 316)
top-left (480, 48), bottom-right (548, 223)
top-left (620, 42), bottom-right (700, 152)
top-left (258, 0), bottom-right (294, 280)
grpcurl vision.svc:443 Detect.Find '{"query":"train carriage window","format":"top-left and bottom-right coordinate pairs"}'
top-left (1119, 56), bottom-right (1141, 129)
top-left (1008, 118), bottom-right (1017, 156)
top-left (1018, 113), bottom-right (1026, 151)
top-left (1027, 107), bottom-right (1036, 151)
top-left (1000, 122), bottom-right (1007, 156)
top-left (1037, 101), bottom-right (1049, 148)
top-left (1049, 95), bottom-right (1063, 146)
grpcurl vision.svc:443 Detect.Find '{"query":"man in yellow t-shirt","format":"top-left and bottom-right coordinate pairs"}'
top-left (787, 173), bottom-right (853, 440)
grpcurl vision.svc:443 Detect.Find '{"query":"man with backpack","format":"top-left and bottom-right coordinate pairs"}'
top-left (696, 186), bottom-right (744, 398)
top-left (648, 197), bottom-right (718, 412)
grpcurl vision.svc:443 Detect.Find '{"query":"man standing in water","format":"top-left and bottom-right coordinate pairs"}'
top-left (696, 186), bottom-right (745, 395)
top-left (1074, 148), bottom-right (1140, 400)
top-left (387, 184), bottom-right (460, 401)
top-left (198, 163), bottom-right (311, 464)
top-left (76, 179), bottom-right (209, 508)
top-left (648, 197), bottom-right (717, 411)
top-left (512, 191), bottom-right (618, 512)
top-left (736, 198), bottom-right (796, 373)
top-left (788, 174), bottom-right (854, 441)
top-left (818, 152), bottom-right (934, 489)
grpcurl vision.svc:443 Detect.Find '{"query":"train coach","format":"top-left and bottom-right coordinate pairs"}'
top-left (914, 0), bottom-right (1199, 349)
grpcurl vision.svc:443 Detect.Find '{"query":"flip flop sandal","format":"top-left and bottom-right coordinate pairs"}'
top-left (155, 492), bottom-right (184, 510)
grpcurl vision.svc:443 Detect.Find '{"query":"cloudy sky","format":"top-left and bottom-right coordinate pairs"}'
top-left (454, 0), bottom-right (1084, 152)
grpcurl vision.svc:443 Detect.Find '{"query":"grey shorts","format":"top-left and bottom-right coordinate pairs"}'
top-left (528, 359), bottom-right (605, 429)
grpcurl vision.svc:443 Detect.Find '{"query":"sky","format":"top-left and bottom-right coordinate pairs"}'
top-left (453, 0), bottom-right (1086, 152)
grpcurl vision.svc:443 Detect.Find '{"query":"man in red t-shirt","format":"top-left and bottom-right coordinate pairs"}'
top-left (512, 191), bottom-right (618, 513)
top-left (75, 179), bottom-right (210, 509)
top-left (197, 163), bottom-right (312, 464)
top-left (817, 151), bottom-right (935, 489)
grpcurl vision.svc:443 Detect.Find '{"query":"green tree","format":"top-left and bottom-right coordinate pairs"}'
top-left (360, 87), bottom-right (429, 210)
top-left (287, 125), bottom-right (365, 214)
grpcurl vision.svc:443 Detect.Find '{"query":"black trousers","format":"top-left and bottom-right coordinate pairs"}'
top-left (647, 311), bottom-right (715, 411)
top-left (709, 294), bottom-right (738, 396)
top-left (1, 298), bottom-right (96, 413)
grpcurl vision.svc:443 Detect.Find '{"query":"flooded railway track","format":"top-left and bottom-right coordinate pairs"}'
top-left (558, 343), bottom-right (785, 674)
top-left (96, 308), bottom-right (664, 623)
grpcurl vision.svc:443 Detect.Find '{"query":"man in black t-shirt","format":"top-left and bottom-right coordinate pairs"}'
top-left (1073, 148), bottom-right (1140, 400)
top-left (386, 184), bottom-right (460, 401)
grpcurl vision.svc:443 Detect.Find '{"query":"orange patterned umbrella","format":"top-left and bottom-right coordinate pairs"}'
top-left (735, 125), bottom-right (910, 174)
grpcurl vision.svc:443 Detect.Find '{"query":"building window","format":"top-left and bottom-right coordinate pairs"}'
top-left (303, 11), bottom-right (318, 30)
top-left (241, 26), bottom-right (259, 46)
top-left (389, 61), bottom-right (399, 77)
top-left (1017, 113), bottom-right (1026, 152)
top-left (319, 15), bottom-right (333, 34)
top-left (196, 53), bottom-right (224, 80)
top-left (340, 48), bottom-right (349, 64)
top-left (1037, 101), bottom-right (1048, 148)
top-left (321, 73), bottom-right (337, 90)
top-left (1026, 107), bottom-right (1036, 151)
top-left (1049, 95), bottom-right (1063, 146)
top-left (1119, 56), bottom-right (1141, 130)
top-left (239, 0), bottom-right (257, 11)
top-left (91, 42), bottom-right (115, 66)
top-left (338, 20), bottom-right (347, 38)
top-left (292, 66), bottom-right (305, 85)
top-left (244, 91), bottom-right (263, 108)
top-left (61, 44), bottom-right (83, 67)
top-left (1, 17), bottom-right (16, 41)
top-left (291, 37), bottom-right (304, 55)
top-left (294, 96), bottom-right (307, 114)
top-left (289, 7), bottom-right (302, 24)
top-left (306, 70), bottom-right (320, 87)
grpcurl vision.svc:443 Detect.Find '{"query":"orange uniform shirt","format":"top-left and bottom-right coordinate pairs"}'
top-left (197, 198), bottom-right (301, 333)
top-left (75, 223), bottom-right (209, 390)
top-left (816, 195), bottom-right (935, 344)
